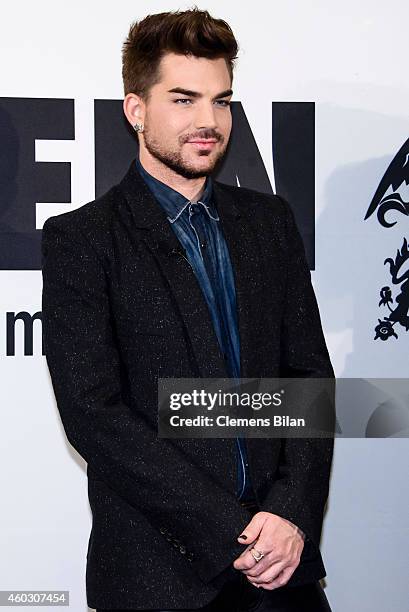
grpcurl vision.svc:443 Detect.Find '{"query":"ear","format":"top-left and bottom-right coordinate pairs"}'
top-left (123, 92), bottom-right (145, 130)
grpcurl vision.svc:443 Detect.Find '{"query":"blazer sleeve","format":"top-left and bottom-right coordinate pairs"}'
top-left (41, 215), bottom-right (251, 585)
top-left (258, 195), bottom-right (335, 558)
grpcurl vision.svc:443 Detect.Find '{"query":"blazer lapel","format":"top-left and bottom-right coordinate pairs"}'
top-left (116, 159), bottom-right (265, 380)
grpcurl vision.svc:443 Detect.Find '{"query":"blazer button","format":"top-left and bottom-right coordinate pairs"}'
top-left (179, 545), bottom-right (187, 554)
top-left (187, 552), bottom-right (194, 562)
top-left (159, 527), bottom-right (167, 534)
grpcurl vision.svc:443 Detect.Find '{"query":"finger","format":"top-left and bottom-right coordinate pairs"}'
top-left (237, 512), bottom-right (269, 545)
top-left (233, 544), bottom-right (260, 571)
top-left (233, 542), bottom-right (259, 570)
top-left (241, 551), bottom-right (276, 577)
top-left (235, 534), bottom-right (281, 573)
top-left (235, 543), bottom-right (278, 572)
top-left (254, 564), bottom-right (296, 591)
top-left (248, 530), bottom-right (279, 562)
top-left (246, 559), bottom-right (287, 586)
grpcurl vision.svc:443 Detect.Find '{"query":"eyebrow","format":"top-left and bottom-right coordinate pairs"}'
top-left (167, 87), bottom-right (233, 100)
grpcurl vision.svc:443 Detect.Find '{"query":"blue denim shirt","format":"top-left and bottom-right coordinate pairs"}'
top-left (135, 156), bottom-right (254, 500)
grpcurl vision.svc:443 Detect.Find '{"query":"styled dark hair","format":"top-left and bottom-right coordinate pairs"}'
top-left (121, 6), bottom-right (239, 99)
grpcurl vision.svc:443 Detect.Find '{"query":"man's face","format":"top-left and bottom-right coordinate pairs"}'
top-left (139, 52), bottom-right (233, 179)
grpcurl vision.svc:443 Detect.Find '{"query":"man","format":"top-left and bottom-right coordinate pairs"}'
top-left (42, 8), bottom-right (334, 612)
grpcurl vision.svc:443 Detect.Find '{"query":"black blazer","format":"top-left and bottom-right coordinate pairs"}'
top-left (41, 158), bottom-right (335, 610)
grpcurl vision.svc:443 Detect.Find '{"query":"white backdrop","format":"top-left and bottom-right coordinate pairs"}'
top-left (1, 1), bottom-right (409, 610)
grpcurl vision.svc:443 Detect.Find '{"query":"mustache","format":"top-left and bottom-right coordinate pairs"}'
top-left (183, 130), bottom-right (223, 142)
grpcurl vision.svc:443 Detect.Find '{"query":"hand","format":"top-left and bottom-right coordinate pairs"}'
top-left (233, 512), bottom-right (305, 590)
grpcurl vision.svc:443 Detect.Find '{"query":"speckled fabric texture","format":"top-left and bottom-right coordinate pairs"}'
top-left (133, 154), bottom-right (254, 502)
top-left (41, 158), bottom-right (335, 610)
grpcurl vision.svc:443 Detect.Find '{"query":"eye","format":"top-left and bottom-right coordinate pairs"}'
top-left (174, 98), bottom-right (193, 104)
top-left (215, 100), bottom-right (231, 107)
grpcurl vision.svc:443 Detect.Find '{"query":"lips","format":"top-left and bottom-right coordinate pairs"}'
top-left (187, 139), bottom-right (217, 150)
top-left (187, 140), bottom-right (217, 143)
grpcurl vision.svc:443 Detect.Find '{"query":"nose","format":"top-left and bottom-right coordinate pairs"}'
top-left (194, 101), bottom-right (218, 131)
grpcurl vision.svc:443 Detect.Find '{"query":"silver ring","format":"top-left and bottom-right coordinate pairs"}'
top-left (250, 547), bottom-right (264, 562)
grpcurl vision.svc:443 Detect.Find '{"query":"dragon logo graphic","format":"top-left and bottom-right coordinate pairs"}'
top-left (364, 138), bottom-right (409, 340)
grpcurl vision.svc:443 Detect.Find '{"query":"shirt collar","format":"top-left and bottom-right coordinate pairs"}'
top-left (135, 155), bottom-right (219, 224)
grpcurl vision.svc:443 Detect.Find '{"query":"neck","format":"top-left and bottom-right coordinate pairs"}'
top-left (138, 149), bottom-right (207, 201)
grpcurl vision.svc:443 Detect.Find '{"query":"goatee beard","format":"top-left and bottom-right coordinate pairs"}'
top-left (142, 131), bottom-right (225, 179)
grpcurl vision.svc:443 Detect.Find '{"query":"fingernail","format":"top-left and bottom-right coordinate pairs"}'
top-left (238, 534), bottom-right (247, 539)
